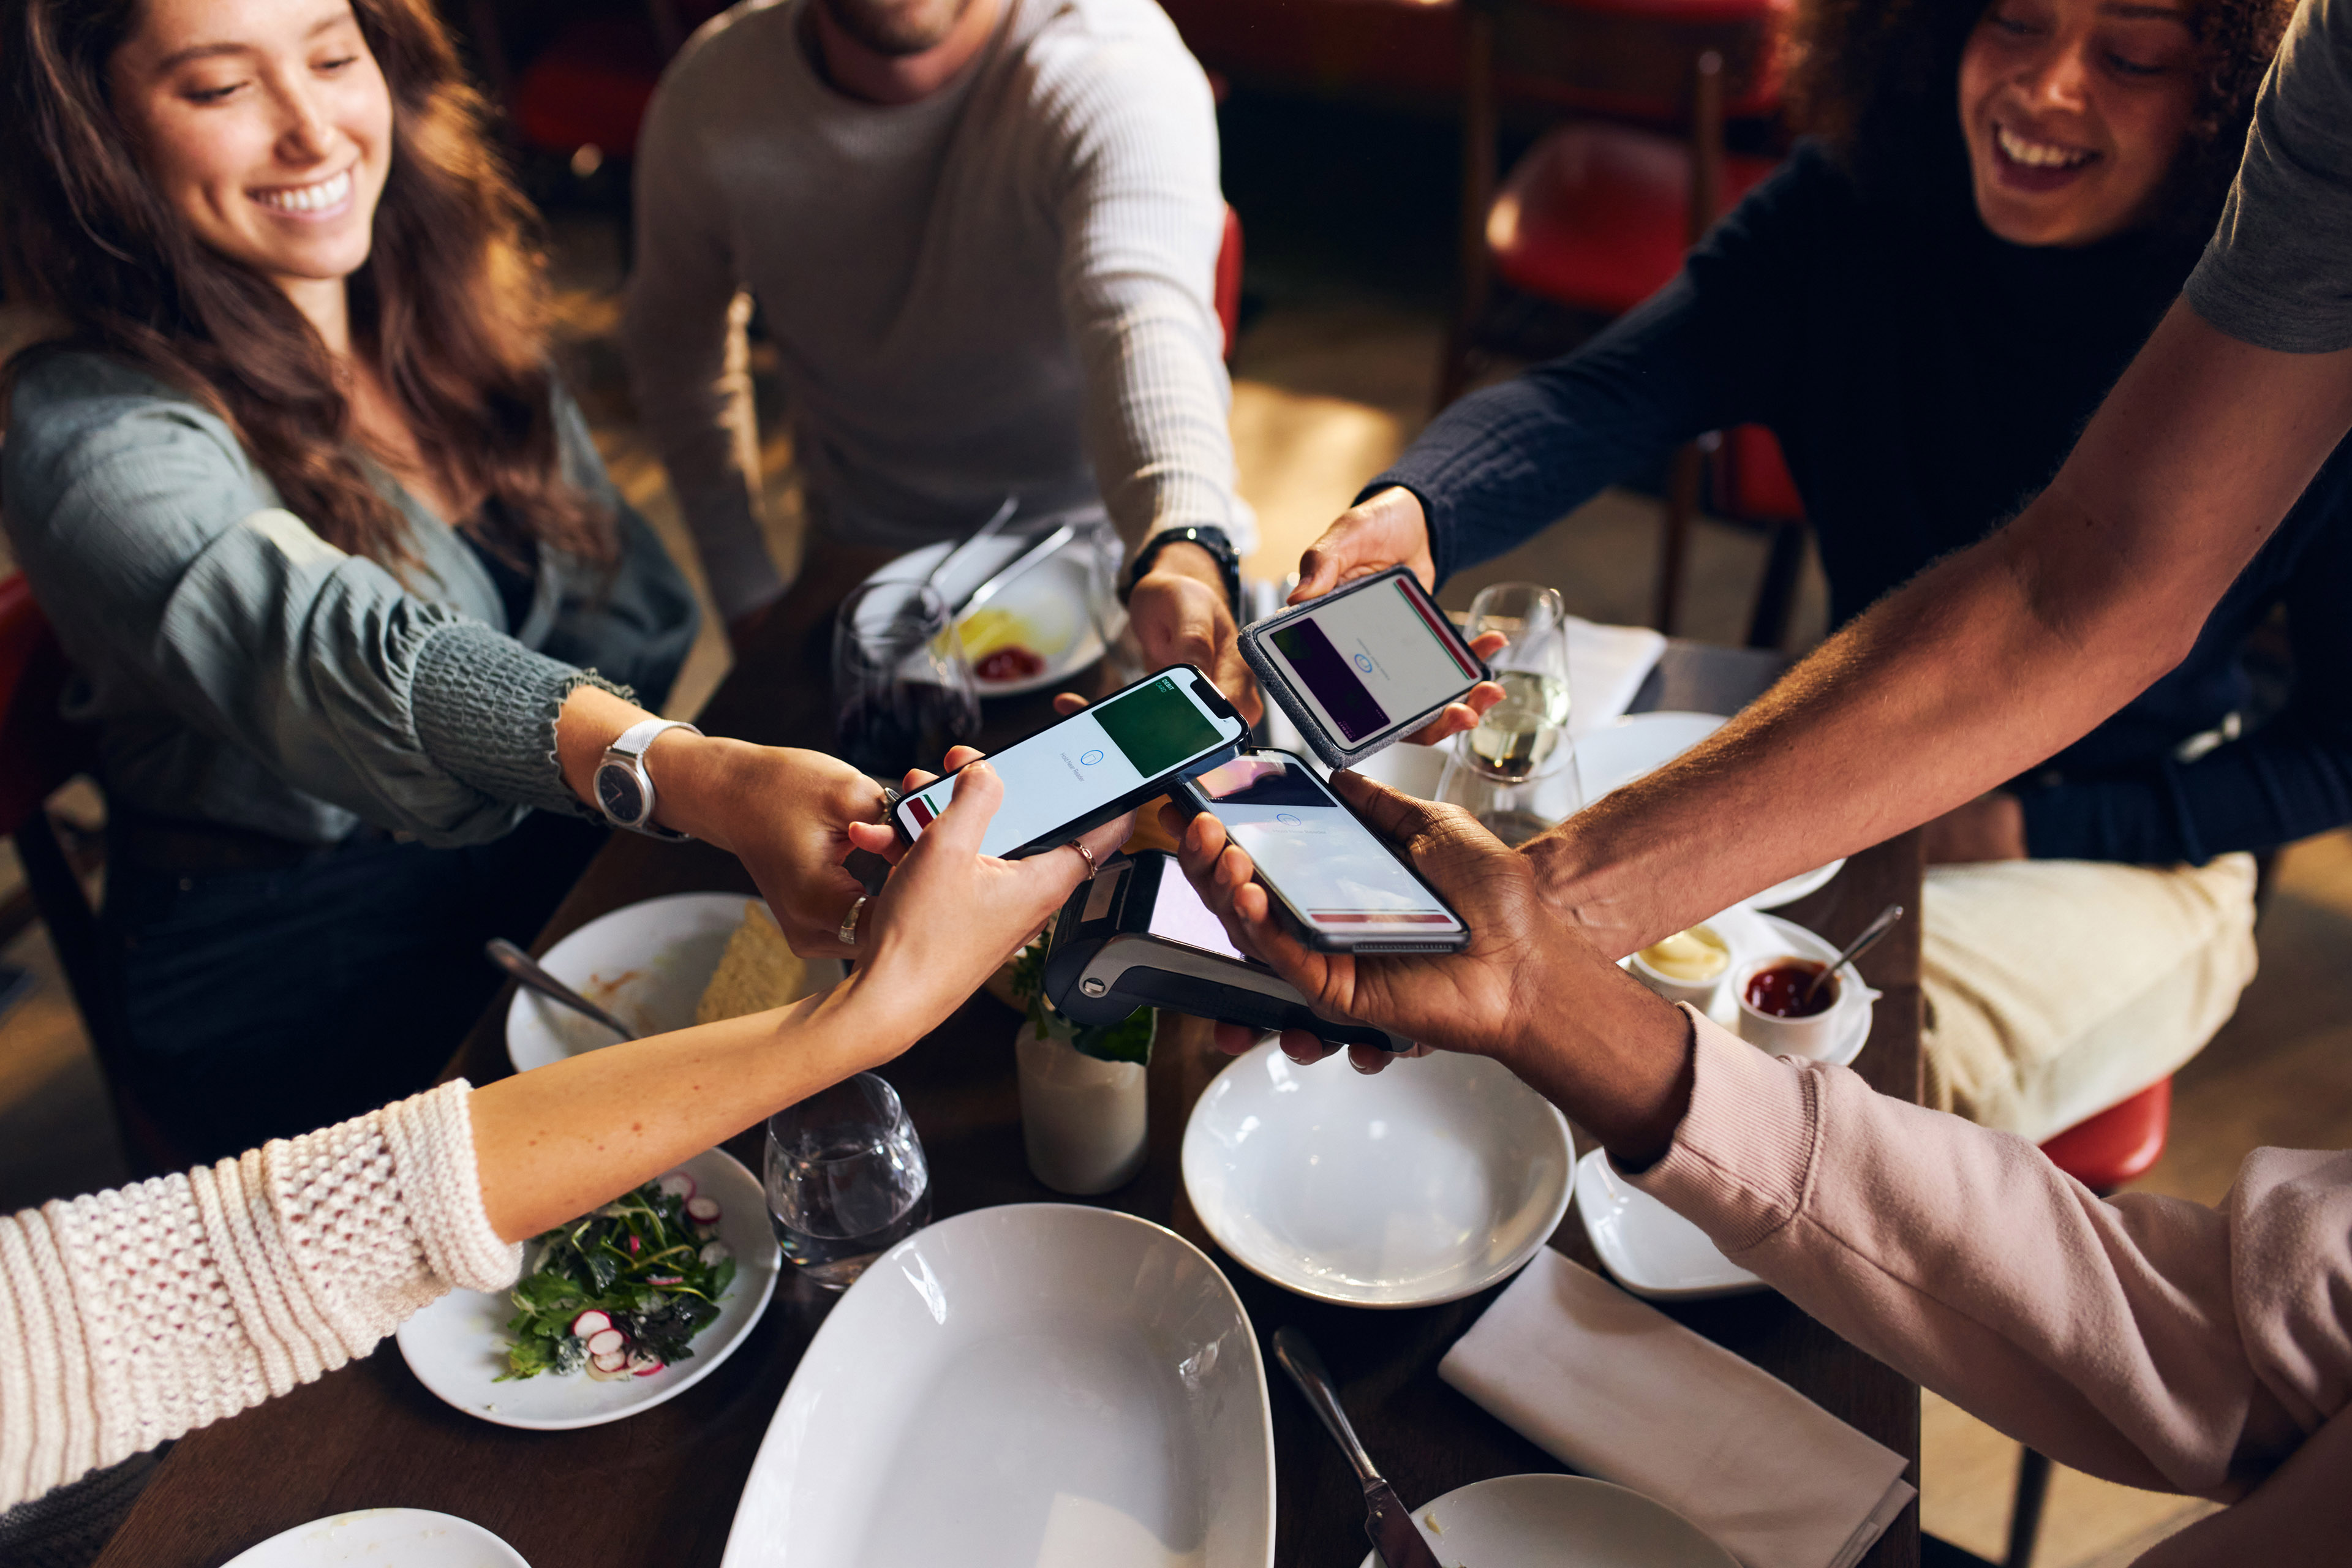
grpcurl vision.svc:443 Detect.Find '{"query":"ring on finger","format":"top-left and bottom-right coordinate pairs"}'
top-left (1066, 839), bottom-right (1098, 880)
top-left (837, 894), bottom-right (869, 948)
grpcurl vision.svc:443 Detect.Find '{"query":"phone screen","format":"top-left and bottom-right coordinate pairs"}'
top-left (897, 671), bottom-right (1242, 859)
top-left (1261, 574), bottom-right (1481, 747)
top-left (1147, 859), bottom-right (1245, 961)
top-left (1186, 753), bottom-right (1465, 937)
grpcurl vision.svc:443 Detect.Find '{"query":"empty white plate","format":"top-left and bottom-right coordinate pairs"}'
top-left (1575, 1148), bottom-right (1764, 1300)
top-left (1183, 1041), bottom-right (1574, 1308)
top-left (505, 892), bottom-right (845, 1074)
top-left (1354, 1474), bottom-right (1738, 1568)
top-left (720, 1203), bottom-right (1274, 1567)
top-left (1576, 714), bottom-right (1845, 910)
top-left (396, 1146), bottom-right (779, 1430)
top-left (221, 1509), bottom-right (528, 1567)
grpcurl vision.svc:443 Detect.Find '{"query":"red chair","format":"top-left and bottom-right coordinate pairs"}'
top-left (0, 575), bottom-right (179, 1175)
top-left (1215, 204), bottom-right (1246, 364)
top-left (1999, 1079), bottom-right (2174, 1568)
top-left (1442, 0), bottom-right (1793, 635)
top-left (467, 0), bottom-right (731, 170)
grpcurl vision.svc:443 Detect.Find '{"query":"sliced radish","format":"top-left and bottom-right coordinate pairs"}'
top-left (655, 1172), bottom-right (696, 1200)
top-left (569, 1310), bottom-right (612, 1338)
top-left (647, 1274), bottom-right (684, 1286)
top-left (629, 1352), bottom-right (665, 1377)
top-left (584, 1328), bottom-right (627, 1356)
top-left (684, 1195), bottom-right (721, 1223)
top-left (627, 1235), bottom-right (641, 1254)
top-left (699, 1242), bottom-right (731, 1267)
top-left (591, 1349), bottom-right (628, 1373)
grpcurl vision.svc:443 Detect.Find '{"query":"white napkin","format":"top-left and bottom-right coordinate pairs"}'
top-left (1565, 614), bottom-right (1667, 736)
top-left (1440, 1248), bottom-right (1915, 1568)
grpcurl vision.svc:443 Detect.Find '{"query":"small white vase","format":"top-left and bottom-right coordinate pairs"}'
top-left (1014, 1018), bottom-right (1151, 1195)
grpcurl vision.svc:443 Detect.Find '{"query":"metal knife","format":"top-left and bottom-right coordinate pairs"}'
top-left (485, 938), bottom-right (636, 1041)
top-left (1272, 1327), bottom-right (1445, 1568)
top-left (921, 496), bottom-right (1019, 597)
top-left (950, 522), bottom-right (1080, 620)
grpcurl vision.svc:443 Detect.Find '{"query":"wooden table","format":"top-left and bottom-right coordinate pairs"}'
top-left (97, 554), bottom-right (1923, 1567)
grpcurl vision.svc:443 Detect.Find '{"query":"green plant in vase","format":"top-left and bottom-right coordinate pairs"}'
top-left (1007, 933), bottom-right (1155, 1065)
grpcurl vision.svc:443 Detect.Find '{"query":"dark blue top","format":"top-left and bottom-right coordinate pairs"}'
top-left (1373, 140), bottom-right (2352, 864)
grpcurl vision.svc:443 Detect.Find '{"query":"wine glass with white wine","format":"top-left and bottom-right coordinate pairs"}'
top-left (1463, 582), bottom-right (1574, 780)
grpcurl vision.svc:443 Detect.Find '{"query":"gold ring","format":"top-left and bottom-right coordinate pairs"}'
top-left (837, 894), bottom-right (869, 947)
top-left (1067, 840), bottom-right (1098, 879)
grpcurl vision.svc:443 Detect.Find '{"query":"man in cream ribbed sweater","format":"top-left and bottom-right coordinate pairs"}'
top-left (622, 0), bottom-right (1254, 707)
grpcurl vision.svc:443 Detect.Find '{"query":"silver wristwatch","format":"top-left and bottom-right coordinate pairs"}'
top-left (594, 718), bottom-right (701, 840)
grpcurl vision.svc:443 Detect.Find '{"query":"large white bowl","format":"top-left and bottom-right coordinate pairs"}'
top-left (505, 892), bottom-right (845, 1074)
top-left (1354, 1474), bottom-right (1739, 1568)
top-left (395, 1146), bottom-right (780, 1430)
top-left (720, 1204), bottom-right (1274, 1568)
top-left (1183, 1042), bottom-right (1574, 1308)
top-left (221, 1509), bottom-right (529, 1567)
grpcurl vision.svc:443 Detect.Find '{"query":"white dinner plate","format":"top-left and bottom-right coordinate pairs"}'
top-left (720, 1203), bottom-right (1274, 1567)
top-left (1183, 1041), bottom-right (1574, 1308)
top-left (867, 525), bottom-right (1105, 696)
top-left (1575, 1148), bottom-right (1764, 1301)
top-left (505, 892), bottom-right (846, 1074)
top-left (1353, 1474), bottom-right (1739, 1568)
top-left (395, 1146), bottom-right (780, 1430)
top-left (1576, 713), bottom-right (1846, 909)
top-left (221, 1509), bottom-right (529, 1567)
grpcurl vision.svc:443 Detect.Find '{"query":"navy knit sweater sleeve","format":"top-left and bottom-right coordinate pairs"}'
top-left (1369, 154), bottom-right (1823, 584)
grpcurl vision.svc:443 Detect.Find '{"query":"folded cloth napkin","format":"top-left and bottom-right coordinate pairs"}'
top-left (1440, 1248), bottom-right (1915, 1568)
top-left (1566, 614), bottom-right (1668, 736)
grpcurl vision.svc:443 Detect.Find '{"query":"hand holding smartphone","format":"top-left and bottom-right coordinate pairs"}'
top-left (890, 666), bottom-right (1246, 861)
top-left (1170, 749), bottom-right (1469, 953)
top-left (1241, 565), bottom-right (1490, 769)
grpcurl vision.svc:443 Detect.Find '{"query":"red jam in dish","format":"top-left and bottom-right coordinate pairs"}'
top-left (1743, 959), bottom-right (1837, 1018)
top-left (974, 646), bottom-right (1047, 682)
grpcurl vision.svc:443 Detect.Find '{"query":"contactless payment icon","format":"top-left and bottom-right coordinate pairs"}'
top-left (1352, 654), bottom-right (1374, 673)
top-left (1080, 750), bottom-right (1105, 766)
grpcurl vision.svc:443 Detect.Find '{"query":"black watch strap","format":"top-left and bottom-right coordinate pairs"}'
top-left (1120, 525), bottom-right (1241, 617)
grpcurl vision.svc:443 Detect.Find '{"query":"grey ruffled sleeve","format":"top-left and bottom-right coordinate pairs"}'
top-left (411, 623), bottom-right (631, 819)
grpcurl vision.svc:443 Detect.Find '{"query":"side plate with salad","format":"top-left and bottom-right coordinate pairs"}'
top-left (396, 1146), bottom-right (780, 1430)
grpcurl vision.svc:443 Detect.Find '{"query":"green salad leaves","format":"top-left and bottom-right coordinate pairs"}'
top-left (497, 1175), bottom-right (737, 1382)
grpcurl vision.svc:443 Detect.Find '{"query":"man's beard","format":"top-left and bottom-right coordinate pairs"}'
top-left (817, 0), bottom-right (976, 56)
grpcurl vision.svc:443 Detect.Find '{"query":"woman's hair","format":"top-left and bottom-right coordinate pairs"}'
top-left (0, 0), bottom-right (612, 569)
top-left (1787, 0), bottom-right (2294, 241)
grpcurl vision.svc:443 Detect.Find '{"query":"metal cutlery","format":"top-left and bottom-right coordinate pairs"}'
top-left (1803, 902), bottom-right (1905, 1008)
top-left (1272, 1326), bottom-right (1444, 1568)
top-left (951, 521), bottom-right (1080, 620)
top-left (486, 938), bottom-right (637, 1041)
top-left (920, 496), bottom-right (1019, 596)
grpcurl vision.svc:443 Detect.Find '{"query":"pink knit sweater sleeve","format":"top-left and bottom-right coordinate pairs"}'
top-left (1629, 1010), bottom-right (2352, 1499)
top-left (0, 1080), bottom-right (521, 1510)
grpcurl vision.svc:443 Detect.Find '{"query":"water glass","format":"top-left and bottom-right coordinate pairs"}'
top-left (1436, 740), bottom-right (1583, 848)
top-left (1463, 581), bottom-right (1574, 780)
top-left (765, 1072), bottom-right (932, 1291)
top-left (832, 579), bottom-right (980, 778)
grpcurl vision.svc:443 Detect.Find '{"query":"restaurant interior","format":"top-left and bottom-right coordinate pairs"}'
top-left (4, 0), bottom-right (2348, 1565)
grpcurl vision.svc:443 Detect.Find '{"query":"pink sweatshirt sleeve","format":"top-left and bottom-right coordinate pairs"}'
top-left (1627, 1009), bottom-right (2352, 1499)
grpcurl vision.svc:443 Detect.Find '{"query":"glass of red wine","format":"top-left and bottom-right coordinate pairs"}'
top-left (832, 580), bottom-right (981, 779)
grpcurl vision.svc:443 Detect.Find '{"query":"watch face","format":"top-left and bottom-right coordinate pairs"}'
top-left (596, 764), bottom-right (646, 826)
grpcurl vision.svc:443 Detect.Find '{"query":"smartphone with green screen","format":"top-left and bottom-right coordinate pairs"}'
top-left (888, 665), bottom-right (1247, 860)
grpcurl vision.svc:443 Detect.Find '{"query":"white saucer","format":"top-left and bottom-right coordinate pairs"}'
top-left (1575, 1148), bottom-right (1764, 1300)
top-left (221, 1509), bottom-right (529, 1567)
top-left (505, 892), bottom-right (845, 1074)
top-left (395, 1146), bottom-right (779, 1430)
top-left (1652, 905), bottom-right (1877, 1070)
top-left (1577, 713), bottom-right (1846, 909)
top-left (866, 527), bottom-right (1105, 697)
top-left (1354, 1473), bottom-right (1739, 1568)
top-left (1182, 1041), bottom-right (1573, 1308)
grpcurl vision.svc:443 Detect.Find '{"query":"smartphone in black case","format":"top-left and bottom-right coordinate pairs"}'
top-left (1239, 565), bottom-right (1488, 769)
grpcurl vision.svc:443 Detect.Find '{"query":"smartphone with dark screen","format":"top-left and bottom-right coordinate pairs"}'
top-left (1169, 749), bottom-right (1470, 954)
top-left (1239, 565), bottom-right (1488, 769)
top-left (889, 665), bottom-right (1246, 861)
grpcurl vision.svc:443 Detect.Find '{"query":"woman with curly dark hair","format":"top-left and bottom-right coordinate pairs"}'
top-left (0, 0), bottom-right (894, 1163)
top-left (1290, 0), bottom-right (2326, 1144)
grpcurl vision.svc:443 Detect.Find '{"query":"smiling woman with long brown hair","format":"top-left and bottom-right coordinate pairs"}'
top-left (0, 0), bottom-right (889, 1164)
